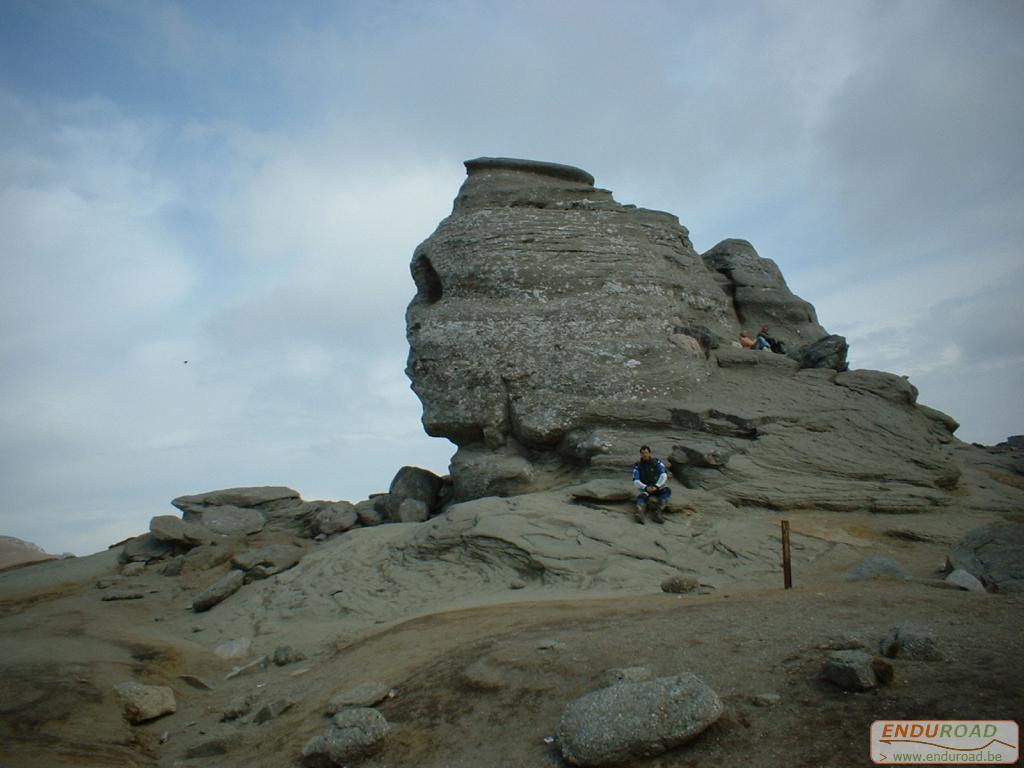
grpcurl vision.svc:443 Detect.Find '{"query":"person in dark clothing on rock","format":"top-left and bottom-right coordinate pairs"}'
top-left (632, 445), bottom-right (671, 525)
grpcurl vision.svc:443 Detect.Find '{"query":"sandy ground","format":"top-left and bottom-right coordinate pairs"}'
top-left (1, 506), bottom-right (1022, 768)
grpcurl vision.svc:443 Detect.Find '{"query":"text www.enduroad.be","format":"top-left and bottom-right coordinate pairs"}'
top-left (892, 751), bottom-right (1008, 763)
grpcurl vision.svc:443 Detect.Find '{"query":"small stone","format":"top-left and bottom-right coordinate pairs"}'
top-left (178, 674), bottom-right (214, 690)
top-left (186, 736), bottom-right (239, 759)
top-left (536, 639), bottom-right (563, 650)
top-left (114, 682), bottom-right (177, 724)
top-left (222, 692), bottom-right (259, 721)
top-left (660, 576), bottom-right (699, 594)
top-left (224, 656), bottom-right (269, 681)
top-left (752, 693), bottom-right (781, 707)
top-left (821, 650), bottom-right (877, 691)
top-left (101, 591), bottom-right (145, 601)
top-left (214, 637), bottom-right (251, 659)
top-left (509, 578), bottom-right (527, 589)
top-left (272, 645), bottom-right (306, 666)
top-left (250, 697), bottom-right (295, 724)
top-left (121, 562), bottom-right (146, 577)
top-left (945, 568), bottom-right (987, 593)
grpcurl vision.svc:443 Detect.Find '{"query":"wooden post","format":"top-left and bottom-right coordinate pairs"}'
top-left (781, 519), bottom-right (792, 589)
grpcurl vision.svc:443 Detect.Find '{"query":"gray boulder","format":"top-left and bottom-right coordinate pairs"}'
top-left (947, 523), bottom-right (1024, 593)
top-left (354, 498), bottom-right (387, 526)
top-left (798, 334), bottom-right (849, 371)
top-left (387, 466), bottom-right (444, 519)
top-left (821, 650), bottom-right (892, 690)
top-left (556, 674), bottom-right (723, 766)
top-left (945, 568), bottom-right (987, 593)
top-left (192, 569), bottom-right (245, 612)
top-left (232, 544), bottom-right (303, 580)
top-left (311, 501), bottom-right (358, 536)
top-left (302, 707), bottom-right (391, 766)
top-left (113, 682), bottom-right (176, 723)
top-left (118, 534), bottom-right (173, 564)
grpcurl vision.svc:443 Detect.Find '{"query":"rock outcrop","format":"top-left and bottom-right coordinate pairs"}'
top-left (406, 157), bottom-right (961, 509)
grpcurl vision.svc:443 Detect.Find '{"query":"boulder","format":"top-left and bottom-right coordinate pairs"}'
top-left (354, 498), bottom-right (387, 527)
top-left (118, 534), bottom-right (173, 564)
top-left (556, 674), bottom-right (723, 766)
top-left (798, 334), bottom-right (849, 371)
top-left (302, 707), bottom-right (391, 766)
top-left (661, 575), bottom-right (699, 594)
top-left (386, 466), bottom-right (444, 519)
top-left (113, 682), bottom-right (176, 723)
top-left (232, 544), bottom-right (303, 580)
top-left (192, 569), bottom-right (245, 612)
top-left (945, 568), bottom-right (987, 593)
top-left (311, 502), bottom-right (358, 536)
top-left (947, 523), bottom-right (1024, 593)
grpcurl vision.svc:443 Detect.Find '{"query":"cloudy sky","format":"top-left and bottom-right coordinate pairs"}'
top-left (1, 1), bottom-right (1021, 556)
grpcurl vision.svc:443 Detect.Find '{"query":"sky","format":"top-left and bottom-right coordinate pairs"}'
top-left (1, 0), bottom-right (1021, 556)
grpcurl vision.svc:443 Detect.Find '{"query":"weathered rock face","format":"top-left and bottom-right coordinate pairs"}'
top-left (406, 158), bottom-right (962, 508)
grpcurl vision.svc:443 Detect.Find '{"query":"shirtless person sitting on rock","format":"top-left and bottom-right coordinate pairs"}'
top-left (632, 445), bottom-right (671, 525)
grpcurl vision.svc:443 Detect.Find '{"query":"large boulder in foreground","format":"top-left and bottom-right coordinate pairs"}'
top-left (405, 157), bottom-right (963, 509)
top-left (556, 674), bottom-right (723, 766)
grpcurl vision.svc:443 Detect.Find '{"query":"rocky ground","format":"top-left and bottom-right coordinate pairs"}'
top-left (1, 462), bottom-right (1022, 767)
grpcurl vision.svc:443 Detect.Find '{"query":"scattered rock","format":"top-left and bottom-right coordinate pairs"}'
top-left (159, 556), bottom-right (184, 577)
top-left (846, 556), bottom-right (903, 582)
top-left (556, 674), bottom-right (723, 766)
top-left (113, 682), bottom-right (176, 724)
top-left (880, 625), bottom-right (945, 661)
top-left (225, 655), bottom-right (269, 680)
top-left (222, 692), bottom-right (260, 721)
top-left (192, 569), bottom-right (245, 612)
top-left (824, 633), bottom-right (867, 651)
top-left (250, 697), bottom-right (295, 724)
top-left (821, 650), bottom-right (889, 691)
top-left (101, 591), bottom-right (145, 602)
top-left (509, 578), bottom-right (527, 589)
top-left (752, 692), bottom-right (782, 707)
top-left (302, 707), bottom-right (391, 766)
top-left (120, 562), bottom-right (146, 577)
top-left (945, 568), bottom-right (987, 593)
top-left (178, 674), bottom-right (214, 690)
top-left (272, 645), bottom-right (306, 666)
top-left (661, 575), bottom-right (699, 594)
top-left (326, 681), bottom-right (391, 714)
top-left (149, 515), bottom-right (212, 546)
top-left (183, 542), bottom-right (238, 572)
top-left (536, 639), bottom-right (564, 651)
top-left (797, 334), bottom-right (849, 371)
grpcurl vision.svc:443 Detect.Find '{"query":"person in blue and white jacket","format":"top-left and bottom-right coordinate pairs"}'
top-left (631, 445), bottom-right (671, 525)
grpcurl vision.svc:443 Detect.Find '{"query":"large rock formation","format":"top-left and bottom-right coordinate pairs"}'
top-left (406, 157), bottom-right (960, 510)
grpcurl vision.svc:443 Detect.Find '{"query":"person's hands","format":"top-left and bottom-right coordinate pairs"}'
top-left (646, 485), bottom-right (657, 494)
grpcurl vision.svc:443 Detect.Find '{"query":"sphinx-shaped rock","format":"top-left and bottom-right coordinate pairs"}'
top-left (406, 158), bottom-right (961, 508)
